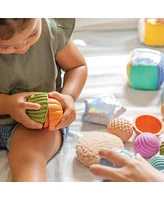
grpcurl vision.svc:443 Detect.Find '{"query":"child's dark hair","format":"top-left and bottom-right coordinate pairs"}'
top-left (0, 18), bottom-right (31, 40)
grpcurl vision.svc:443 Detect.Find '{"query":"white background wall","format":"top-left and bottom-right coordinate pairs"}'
top-left (75, 18), bottom-right (139, 31)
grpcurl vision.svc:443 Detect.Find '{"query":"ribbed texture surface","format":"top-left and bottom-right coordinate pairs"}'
top-left (134, 132), bottom-right (160, 158)
top-left (27, 92), bottom-right (48, 124)
top-left (160, 141), bottom-right (164, 155)
top-left (149, 155), bottom-right (164, 171)
top-left (44, 98), bottom-right (63, 129)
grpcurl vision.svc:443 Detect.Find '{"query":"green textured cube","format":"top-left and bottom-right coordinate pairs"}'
top-left (130, 65), bottom-right (158, 90)
top-left (127, 48), bottom-right (164, 90)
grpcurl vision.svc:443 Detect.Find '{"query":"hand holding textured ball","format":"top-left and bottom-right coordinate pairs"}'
top-left (27, 92), bottom-right (63, 129)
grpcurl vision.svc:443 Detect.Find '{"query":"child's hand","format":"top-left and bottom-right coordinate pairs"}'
top-left (90, 148), bottom-right (164, 182)
top-left (7, 92), bottom-right (43, 129)
top-left (48, 91), bottom-right (76, 129)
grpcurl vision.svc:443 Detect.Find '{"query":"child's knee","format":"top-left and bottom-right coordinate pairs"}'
top-left (8, 149), bottom-right (42, 171)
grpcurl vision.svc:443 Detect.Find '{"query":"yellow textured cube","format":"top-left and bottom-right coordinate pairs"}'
top-left (139, 18), bottom-right (164, 46)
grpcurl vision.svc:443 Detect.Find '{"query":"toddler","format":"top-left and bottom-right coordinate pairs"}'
top-left (0, 18), bottom-right (87, 181)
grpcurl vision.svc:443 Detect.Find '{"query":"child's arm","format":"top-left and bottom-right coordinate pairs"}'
top-left (0, 92), bottom-right (42, 129)
top-left (50, 39), bottom-right (87, 129)
top-left (55, 39), bottom-right (88, 101)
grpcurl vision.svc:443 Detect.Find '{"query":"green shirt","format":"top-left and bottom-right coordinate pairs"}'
top-left (0, 18), bottom-right (75, 125)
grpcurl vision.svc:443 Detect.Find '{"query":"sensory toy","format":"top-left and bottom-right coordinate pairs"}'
top-left (149, 155), bottom-right (164, 171)
top-left (134, 132), bottom-right (160, 158)
top-left (76, 132), bottom-right (124, 167)
top-left (133, 114), bottom-right (164, 136)
top-left (160, 141), bottom-right (164, 155)
top-left (27, 92), bottom-right (63, 129)
top-left (127, 48), bottom-right (164, 90)
top-left (138, 18), bottom-right (164, 46)
top-left (107, 118), bottom-right (133, 142)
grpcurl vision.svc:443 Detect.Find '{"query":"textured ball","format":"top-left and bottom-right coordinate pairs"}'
top-left (43, 97), bottom-right (63, 129)
top-left (127, 48), bottom-right (164, 90)
top-left (27, 92), bottom-right (48, 124)
top-left (138, 18), bottom-right (164, 46)
top-left (134, 132), bottom-right (160, 158)
top-left (27, 92), bottom-right (63, 129)
top-left (160, 141), bottom-right (164, 155)
top-left (107, 118), bottom-right (133, 142)
top-left (149, 155), bottom-right (164, 171)
top-left (76, 132), bottom-right (124, 167)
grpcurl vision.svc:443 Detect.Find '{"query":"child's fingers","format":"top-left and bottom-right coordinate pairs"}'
top-left (48, 91), bottom-right (62, 100)
top-left (25, 102), bottom-right (41, 110)
top-left (21, 114), bottom-right (43, 129)
top-left (56, 111), bottom-right (76, 129)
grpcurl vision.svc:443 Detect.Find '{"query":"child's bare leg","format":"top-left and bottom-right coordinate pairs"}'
top-left (8, 124), bottom-right (62, 182)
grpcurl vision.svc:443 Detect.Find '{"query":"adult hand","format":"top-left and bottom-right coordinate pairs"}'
top-left (48, 91), bottom-right (76, 129)
top-left (90, 148), bottom-right (164, 182)
top-left (7, 92), bottom-right (43, 129)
